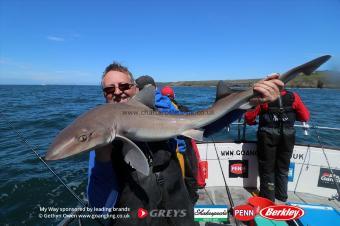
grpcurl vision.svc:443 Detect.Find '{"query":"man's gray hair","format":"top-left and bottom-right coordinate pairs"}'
top-left (101, 62), bottom-right (135, 87)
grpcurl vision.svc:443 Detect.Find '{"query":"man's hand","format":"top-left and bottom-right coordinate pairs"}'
top-left (250, 73), bottom-right (284, 105)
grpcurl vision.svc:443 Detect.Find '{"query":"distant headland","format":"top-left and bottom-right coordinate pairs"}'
top-left (158, 71), bottom-right (340, 89)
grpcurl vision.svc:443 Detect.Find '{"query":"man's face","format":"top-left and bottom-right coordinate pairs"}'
top-left (102, 70), bottom-right (137, 103)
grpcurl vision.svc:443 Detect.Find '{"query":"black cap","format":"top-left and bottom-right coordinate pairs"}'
top-left (135, 75), bottom-right (156, 90)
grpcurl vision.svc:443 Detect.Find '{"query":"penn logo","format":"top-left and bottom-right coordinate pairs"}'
top-left (233, 204), bottom-right (255, 221)
top-left (259, 205), bottom-right (304, 221)
top-left (230, 163), bottom-right (245, 175)
top-left (137, 208), bottom-right (148, 219)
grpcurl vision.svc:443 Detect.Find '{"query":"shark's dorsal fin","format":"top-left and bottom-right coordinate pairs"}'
top-left (131, 85), bottom-right (155, 109)
top-left (116, 135), bottom-right (150, 176)
top-left (215, 81), bottom-right (235, 102)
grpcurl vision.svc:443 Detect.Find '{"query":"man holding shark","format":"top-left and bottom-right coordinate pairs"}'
top-left (87, 61), bottom-right (282, 225)
top-left (45, 56), bottom-right (330, 225)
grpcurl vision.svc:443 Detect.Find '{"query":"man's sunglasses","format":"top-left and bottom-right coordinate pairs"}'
top-left (103, 83), bottom-right (135, 96)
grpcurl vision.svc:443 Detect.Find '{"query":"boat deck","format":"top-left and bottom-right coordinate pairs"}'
top-left (197, 186), bottom-right (340, 225)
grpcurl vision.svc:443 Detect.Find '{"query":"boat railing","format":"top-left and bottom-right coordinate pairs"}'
top-left (227, 121), bottom-right (340, 202)
top-left (228, 121), bottom-right (340, 143)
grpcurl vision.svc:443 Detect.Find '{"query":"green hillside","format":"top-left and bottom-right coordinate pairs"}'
top-left (158, 71), bottom-right (340, 88)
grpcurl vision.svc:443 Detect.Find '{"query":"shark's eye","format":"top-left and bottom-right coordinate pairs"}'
top-left (78, 135), bottom-right (88, 142)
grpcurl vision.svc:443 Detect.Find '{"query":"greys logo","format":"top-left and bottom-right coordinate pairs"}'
top-left (149, 209), bottom-right (187, 218)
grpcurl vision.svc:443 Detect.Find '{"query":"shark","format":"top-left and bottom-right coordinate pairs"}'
top-left (45, 55), bottom-right (331, 175)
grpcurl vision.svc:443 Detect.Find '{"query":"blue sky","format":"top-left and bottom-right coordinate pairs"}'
top-left (1, 0), bottom-right (339, 85)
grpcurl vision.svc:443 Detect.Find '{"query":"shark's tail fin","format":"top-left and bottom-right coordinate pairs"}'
top-left (280, 55), bottom-right (331, 83)
top-left (193, 55), bottom-right (332, 130)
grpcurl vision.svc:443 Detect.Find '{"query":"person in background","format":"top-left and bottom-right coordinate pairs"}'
top-left (161, 86), bottom-right (189, 112)
top-left (135, 75), bottom-right (179, 113)
top-left (244, 87), bottom-right (310, 203)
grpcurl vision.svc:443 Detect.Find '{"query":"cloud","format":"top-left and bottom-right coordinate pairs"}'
top-left (47, 36), bottom-right (65, 42)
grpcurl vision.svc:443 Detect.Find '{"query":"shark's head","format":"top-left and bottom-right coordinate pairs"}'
top-left (45, 106), bottom-right (116, 160)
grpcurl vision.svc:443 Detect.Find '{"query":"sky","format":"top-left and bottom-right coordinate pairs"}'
top-left (0, 0), bottom-right (340, 85)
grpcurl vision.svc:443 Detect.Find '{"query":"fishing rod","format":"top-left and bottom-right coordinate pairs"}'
top-left (211, 135), bottom-right (240, 226)
top-left (309, 121), bottom-right (340, 201)
top-left (0, 112), bottom-right (104, 226)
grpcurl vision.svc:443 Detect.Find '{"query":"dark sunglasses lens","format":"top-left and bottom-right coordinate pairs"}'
top-left (103, 84), bottom-right (132, 96)
top-left (118, 83), bottom-right (132, 91)
top-left (103, 87), bottom-right (115, 94)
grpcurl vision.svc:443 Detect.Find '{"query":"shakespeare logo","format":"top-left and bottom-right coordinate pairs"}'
top-left (194, 205), bottom-right (228, 222)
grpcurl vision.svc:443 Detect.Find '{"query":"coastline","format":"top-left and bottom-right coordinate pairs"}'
top-left (1, 71), bottom-right (339, 89)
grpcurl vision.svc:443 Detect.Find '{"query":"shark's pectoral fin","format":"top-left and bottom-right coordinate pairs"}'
top-left (181, 129), bottom-right (204, 141)
top-left (115, 135), bottom-right (150, 176)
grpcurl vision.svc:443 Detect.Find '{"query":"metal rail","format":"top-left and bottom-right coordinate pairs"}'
top-left (230, 122), bottom-right (340, 132)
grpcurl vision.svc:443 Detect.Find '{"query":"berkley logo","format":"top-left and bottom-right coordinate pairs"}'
top-left (259, 205), bottom-right (304, 221)
top-left (230, 163), bottom-right (245, 175)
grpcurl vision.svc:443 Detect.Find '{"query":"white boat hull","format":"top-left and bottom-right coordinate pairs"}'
top-left (197, 142), bottom-right (340, 199)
